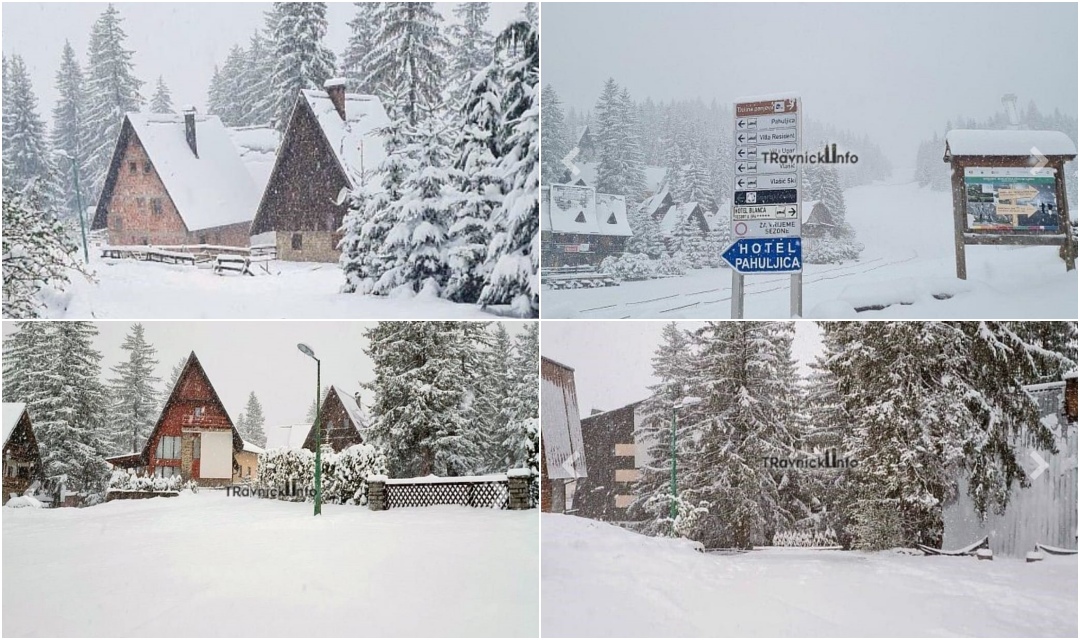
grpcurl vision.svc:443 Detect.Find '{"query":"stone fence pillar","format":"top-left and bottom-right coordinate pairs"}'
top-left (367, 475), bottom-right (388, 511)
top-left (507, 468), bottom-right (533, 510)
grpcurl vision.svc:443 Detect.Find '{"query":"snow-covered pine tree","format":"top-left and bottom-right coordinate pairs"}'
top-left (594, 78), bottom-right (627, 197)
top-left (619, 87), bottom-right (649, 205)
top-left (242, 391), bottom-right (267, 447)
top-left (523, 2), bottom-right (538, 26)
top-left (208, 45), bottom-right (248, 126)
top-left (504, 321), bottom-right (540, 473)
top-left (680, 322), bottom-right (802, 547)
top-left (457, 322), bottom-right (502, 473)
top-left (51, 41), bottom-right (88, 218)
top-left (15, 322), bottom-right (110, 495)
top-left (363, 322), bottom-right (477, 477)
top-left (2, 320), bottom-right (51, 404)
top-left (237, 30), bottom-right (275, 127)
top-left (372, 103), bottom-right (454, 296)
top-left (631, 321), bottom-right (699, 536)
top-left (3, 55), bottom-right (55, 192)
top-left (2, 183), bottom-right (83, 318)
top-left (342, 2), bottom-right (380, 94)
top-left (269, 2), bottom-right (336, 131)
top-left (444, 60), bottom-right (502, 303)
top-left (478, 20), bottom-right (539, 317)
top-left (149, 76), bottom-right (173, 114)
top-left (81, 4), bottom-right (143, 201)
top-left (447, 2), bottom-right (493, 109)
top-left (339, 86), bottom-right (415, 294)
top-left (165, 355), bottom-right (186, 394)
top-left (106, 323), bottom-right (160, 454)
top-left (684, 145), bottom-right (711, 210)
top-left (361, 2), bottom-right (448, 126)
top-left (540, 84), bottom-right (570, 186)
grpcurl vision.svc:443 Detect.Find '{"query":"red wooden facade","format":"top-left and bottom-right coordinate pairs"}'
top-left (110, 352), bottom-right (242, 487)
top-left (3, 405), bottom-right (43, 499)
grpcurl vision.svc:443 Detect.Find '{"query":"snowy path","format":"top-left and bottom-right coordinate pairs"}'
top-left (542, 182), bottom-right (1078, 319)
top-left (542, 515), bottom-right (1078, 637)
top-left (3, 493), bottom-right (538, 637)
top-left (41, 257), bottom-right (501, 319)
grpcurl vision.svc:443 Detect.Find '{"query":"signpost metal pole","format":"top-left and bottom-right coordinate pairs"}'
top-left (790, 272), bottom-right (802, 317)
top-left (731, 271), bottom-right (744, 319)
top-left (297, 343), bottom-right (322, 516)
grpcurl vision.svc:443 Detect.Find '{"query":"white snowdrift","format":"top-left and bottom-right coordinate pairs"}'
top-left (542, 513), bottom-right (1077, 637)
top-left (3, 492), bottom-right (537, 637)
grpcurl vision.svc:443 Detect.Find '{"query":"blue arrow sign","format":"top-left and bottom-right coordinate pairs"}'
top-left (722, 237), bottom-right (803, 274)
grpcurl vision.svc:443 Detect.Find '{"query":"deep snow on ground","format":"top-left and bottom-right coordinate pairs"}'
top-left (40, 256), bottom-right (501, 319)
top-left (542, 182), bottom-right (1079, 319)
top-left (541, 514), bottom-right (1078, 637)
top-left (3, 492), bottom-right (538, 637)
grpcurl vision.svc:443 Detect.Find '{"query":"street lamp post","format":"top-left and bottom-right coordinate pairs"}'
top-left (670, 396), bottom-right (702, 536)
top-left (55, 150), bottom-right (89, 264)
top-left (297, 343), bottom-right (322, 516)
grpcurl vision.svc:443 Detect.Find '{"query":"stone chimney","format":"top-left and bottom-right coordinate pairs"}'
top-left (324, 77), bottom-right (347, 120)
top-left (182, 106), bottom-right (198, 158)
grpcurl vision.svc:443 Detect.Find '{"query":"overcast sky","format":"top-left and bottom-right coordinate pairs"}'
top-left (542, 2), bottom-right (1078, 177)
top-left (541, 321), bottom-right (822, 415)
top-left (3, 321), bottom-right (528, 429)
top-left (2, 2), bottom-right (527, 123)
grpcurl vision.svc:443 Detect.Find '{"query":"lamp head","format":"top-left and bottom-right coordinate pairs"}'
top-left (297, 343), bottom-right (316, 359)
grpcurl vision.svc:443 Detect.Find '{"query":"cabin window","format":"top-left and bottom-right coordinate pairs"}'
top-left (245, 466), bottom-right (251, 478)
top-left (154, 465), bottom-right (178, 478)
top-left (198, 235), bottom-right (208, 244)
top-left (136, 197), bottom-right (146, 210)
top-left (574, 212), bottom-right (587, 223)
top-left (128, 161), bottom-right (137, 174)
top-left (193, 435), bottom-right (201, 459)
top-left (194, 406), bottom-right (205, 418)
top-left (114, 217), bottom-right (123, 231)
top-left (292, 233), bottom-right (303, 250)
top-left (143, 161), bottom-right (152, 174)
top-left (150, 199), bottom-right (163, 215)
top-left (156, 436), bottom-right (181, 460)
top-left (607, 213), bottom-right (618, 225)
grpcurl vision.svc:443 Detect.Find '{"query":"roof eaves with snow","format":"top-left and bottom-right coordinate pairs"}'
top-left (2, 403), bottom-right (27, 448)
top-left (300, 89), bottom-right (389, 188)
top-left (944, 129), bottom-right (1078, 159)
top-left (330, 385), bottom-right (366, 431)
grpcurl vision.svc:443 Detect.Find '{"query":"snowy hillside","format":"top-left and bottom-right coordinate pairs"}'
top-left (543, 181), bottom-right (1078, 319)
top-left (542, 514), bottom-right (1078, 637)
top-left (3, 492), bottom-right (538, 637)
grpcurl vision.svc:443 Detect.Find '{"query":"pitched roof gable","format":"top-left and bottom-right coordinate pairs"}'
top-left (95, 114), bottom-right (260, 232)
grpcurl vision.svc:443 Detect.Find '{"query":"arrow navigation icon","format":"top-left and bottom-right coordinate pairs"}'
top-left (1029, 451), bottom-right (1050, 479)
top-left (562, 146), bottom-right (582, 176)
top-left (1030, 146), bottom-right (1049, 176)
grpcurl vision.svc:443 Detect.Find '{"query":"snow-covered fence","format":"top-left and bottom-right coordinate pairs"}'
top-left (367, 469), bottom-right (535, 511)
top-left (105, 469), bottom-right (198, 501)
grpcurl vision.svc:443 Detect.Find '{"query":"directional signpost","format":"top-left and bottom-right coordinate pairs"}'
top-left (725, 96), bottom-right (803, 318)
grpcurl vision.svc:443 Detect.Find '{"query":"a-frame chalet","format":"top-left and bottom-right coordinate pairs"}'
top-left (107, 351), bottom-right (242, 486)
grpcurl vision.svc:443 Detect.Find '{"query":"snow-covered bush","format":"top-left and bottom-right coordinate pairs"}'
top-left (5, 495), bottom-right (43, 508)
top-left (321, 444), bottom-right (389, 506)
top-left (804, 232), bottom-right (863, 264)
top-left (599, 253), bottom-right (688, 281)
top-left (773, 527), bottom-right (840, 547)
top-left (256, 444), bottom-right (389, 505)
top-left (107, 469), bottom-right (196, 493)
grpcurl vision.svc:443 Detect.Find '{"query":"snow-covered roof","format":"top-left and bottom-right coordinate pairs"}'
top-left (541, 362), bottom-right (587, 480)
top-left (241, 440), bottom-right (265, 455)
top-left (660, 202), bottom-right (701, 235)
top-left (125, 113), bottom-right (260, 231)
top-left (596, 194), bottom-right (632, 237)
top-left (2, 403), bottom-right (27, 447)
top-left (300, 89), bottom-right (389, 187)
top-left (945, 129), bottom-right (1077, 158)
top-left (546, 183), bottom-right (598, 235)
top-left (640, 188), bottom-right (671, 217)
top-left (331, 386), bottom-right (366, 431)
top-left (227, 126), bottom-right (280, 194)
top-left (263, 423), bottom-right (312, 450)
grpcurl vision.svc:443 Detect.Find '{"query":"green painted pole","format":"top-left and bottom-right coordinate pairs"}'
top-left (314, 360), bottom-right (322, 516)
top-left (670, 407), bottom-right (677, 535)
top-left (69, 155), bottom-right (89, 263)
